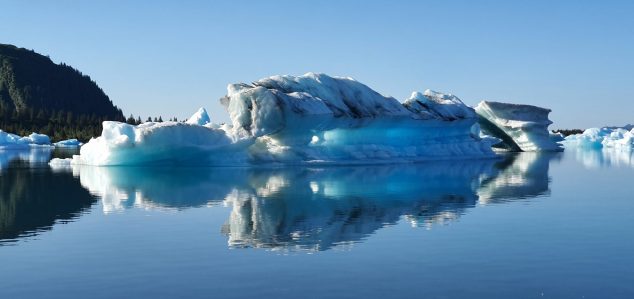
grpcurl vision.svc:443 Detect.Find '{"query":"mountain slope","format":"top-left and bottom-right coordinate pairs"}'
top-left (0, 43), bottom-right (124, 141)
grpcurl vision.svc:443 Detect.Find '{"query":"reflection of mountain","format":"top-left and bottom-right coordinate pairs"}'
top-left (72, 153), bottom-right (556, 251)
top-left (0, 166), bottom-right (96, 243)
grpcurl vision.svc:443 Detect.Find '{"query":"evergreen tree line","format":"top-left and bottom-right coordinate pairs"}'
top-left (0, 105), bottom-right (124, 142)
top-left (552, 129), bottom-right (583, 136)
top-left (0, 105), bottom-right (187, 142)
top-left (0, 44), bottom-right (128, 142)
top-left (124, 115), bottom-right (181, 125)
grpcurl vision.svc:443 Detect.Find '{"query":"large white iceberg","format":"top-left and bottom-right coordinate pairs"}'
top-left (71, 73), bottom-right (500, 166)
top-left (564, 127), bottom-right (634, 149)
top-left (475, 101), bottom-right (562, 152)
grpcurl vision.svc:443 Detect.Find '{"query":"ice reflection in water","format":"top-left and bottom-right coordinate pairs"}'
top-left (67, 153), bottom-right (558, 251)
top-left (0, 148), bottom-right (53, 171)
top-left (569, 147), bottom-right (634, 169)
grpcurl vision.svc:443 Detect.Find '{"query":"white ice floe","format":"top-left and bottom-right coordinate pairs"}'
top-left (66, 73), bottom-right (569, 166)
top-left (0, 130), bottom-right (52, 149)
top-left (54, 139), bottom-right (83, 148)
top-left (564, 127), bottom-right (634, 149)
top-left (48, 157), bottom-right (73, 168)
top-left (475, 101), bottom-right (563, 152)
top-left (72, 121), bottom-right (250, 166)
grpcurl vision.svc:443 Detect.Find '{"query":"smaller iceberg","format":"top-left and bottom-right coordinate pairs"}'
top-left (0, 130), bottom-right (52, 149)
top-left (564, 127), bottom-right (634, 149)
top-left (48, 157), bottom-right (73, 169)
top-left (71, 121), bottom-right (249, 166)
top-left (185, 107), bottom-right (211, 126)
top-left (475, 101), bottom-right (562, 152)
top-left (54, 139), bottom-right (83, 148)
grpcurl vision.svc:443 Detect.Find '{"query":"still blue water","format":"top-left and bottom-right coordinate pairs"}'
top-left (0, 148), bottom-right (633, 298)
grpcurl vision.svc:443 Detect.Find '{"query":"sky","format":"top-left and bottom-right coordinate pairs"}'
top-left (2, 0), bottom-right (633, 128)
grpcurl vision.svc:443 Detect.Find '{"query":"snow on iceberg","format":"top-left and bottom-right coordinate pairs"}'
top-left (475, 101), bottom-right (563, 152)
top-left (185, 107), bottom-right (211, 126)
top-left (0, 130), bottom-right (52, 149)
top-left (71, 73), bottom-right (499, 166)
top-left (564, 127), bottom-right (634, 149)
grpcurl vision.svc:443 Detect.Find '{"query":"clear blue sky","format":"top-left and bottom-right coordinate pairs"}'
top-left (2, 0), bottom-right (633, 128)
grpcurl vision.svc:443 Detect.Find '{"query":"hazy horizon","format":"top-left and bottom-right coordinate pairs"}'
top-left (3, 0), bottom-right (633, 129)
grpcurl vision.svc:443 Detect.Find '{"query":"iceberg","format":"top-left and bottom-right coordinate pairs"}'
top-left (0, 130), bottom-right (52, 149)
top-left (72, 121), bottom-right (250, 166)
top-left (564, 127), bottom-right (634, 149)
top-left (54, 139), bottom-right (82, 148)
top-left (475, 101), bottom-right (563, 152)
top-left (49, 157), bottom-right (73, 169)
top-left (71, 73), bottom-right (499, 166)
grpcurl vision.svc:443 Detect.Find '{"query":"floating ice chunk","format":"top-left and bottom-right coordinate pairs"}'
top-left (54, 139), bottom-right (82, 148)
top-left (21, 133), bottom-right (51, 145)
top-left (0, 130), bottom-right (52, 149)
top-left (218, 73), bottom-right (496, 163)
top-left (186, 107), bottom-right (211, 126)
top-left (564, 128), bottom-right (609, 148)
top-left (0, 130), bottom-right (28, 149)
top-left (475, 101), bottom-right (562, 152)
top-left (565, 127), bottom-right (634, 149)
top-left (49, 158), bottom-right (73, 168)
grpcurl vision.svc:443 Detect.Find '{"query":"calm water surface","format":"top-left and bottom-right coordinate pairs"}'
top-left (0, 147), bottom-right (633, 298)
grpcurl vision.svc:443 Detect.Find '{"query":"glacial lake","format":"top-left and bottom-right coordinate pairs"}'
top-left (0, 148), bottom-right (633, 298)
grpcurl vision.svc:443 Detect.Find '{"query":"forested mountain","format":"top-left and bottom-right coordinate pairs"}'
top-left (0, 43), bottom-right (124, 141)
